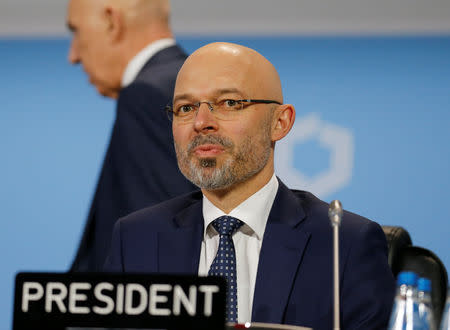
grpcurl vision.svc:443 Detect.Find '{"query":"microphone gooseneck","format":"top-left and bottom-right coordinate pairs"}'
top-left (329, 200), bottom-right (343, 330)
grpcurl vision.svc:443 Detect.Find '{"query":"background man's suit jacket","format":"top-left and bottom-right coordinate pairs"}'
top-left (105, 179), bottom-right (396, 329)
top-left (72, 45), bottom-right (196, 272)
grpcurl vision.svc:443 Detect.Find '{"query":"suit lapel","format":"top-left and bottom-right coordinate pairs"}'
top-left (252, 180), bottom-right (311, 323)
top-left (157, 198), bottom-right (204, 275)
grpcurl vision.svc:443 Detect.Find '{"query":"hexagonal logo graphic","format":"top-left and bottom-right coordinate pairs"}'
top-left (276, 113), bottom-right (354, 198)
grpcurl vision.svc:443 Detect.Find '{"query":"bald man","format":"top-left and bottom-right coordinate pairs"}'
top-left (105, 43), bottom-right (395, 329)
top-left (67, 0), bottom-right (196, 271)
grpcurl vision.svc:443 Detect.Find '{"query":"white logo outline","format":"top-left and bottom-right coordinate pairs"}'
top-left (276, 113), bottom-right (354, 198)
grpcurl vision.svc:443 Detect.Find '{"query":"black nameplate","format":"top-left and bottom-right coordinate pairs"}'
top-left (13, 272), bottom-right (226, 330)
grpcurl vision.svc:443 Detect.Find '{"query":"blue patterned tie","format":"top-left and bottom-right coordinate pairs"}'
top-left (208, 216), bottom-right (243, 323)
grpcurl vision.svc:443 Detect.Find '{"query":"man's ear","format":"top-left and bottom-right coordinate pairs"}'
top-left (104, 6), bottom-right (124, 42)
top-left (271, 104), bottom-right (295, 142)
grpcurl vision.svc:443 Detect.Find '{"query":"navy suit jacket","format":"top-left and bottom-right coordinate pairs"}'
top-left (105, 179), bottom-right (395, 329)
top-left (71, 44), bottom-right (196, 272)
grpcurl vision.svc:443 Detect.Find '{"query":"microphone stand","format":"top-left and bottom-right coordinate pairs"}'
top-left (329, 200), bottom-right (343, 330)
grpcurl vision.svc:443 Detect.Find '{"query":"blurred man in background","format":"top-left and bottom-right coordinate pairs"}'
top-left (66, 0), bottom-right (195, 271)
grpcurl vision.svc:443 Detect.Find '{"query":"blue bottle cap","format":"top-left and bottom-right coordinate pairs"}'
top-left (397, 271), bottom-right (418, 286)
top-left (418, 278), bottom-right (432, 292)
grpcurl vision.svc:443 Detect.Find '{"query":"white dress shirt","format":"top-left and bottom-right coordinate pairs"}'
top-left (198, 174), bottom-right (279, 324)
top-left (121, 38), bottom-right (176, 88)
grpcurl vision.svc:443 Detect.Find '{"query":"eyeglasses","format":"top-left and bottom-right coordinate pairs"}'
top-left (166, 99), bottom-right (282, 122)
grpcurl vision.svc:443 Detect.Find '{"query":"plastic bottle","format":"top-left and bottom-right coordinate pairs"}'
top-left (388, 271), bottom-right (423, 330)
top-left (439, 288), bottom-right (450, 330)
top-left (417, 277), bottom-right (435, 330)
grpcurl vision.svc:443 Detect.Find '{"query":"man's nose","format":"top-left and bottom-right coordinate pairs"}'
top-left (68, 40), bottom-right (80, 64)
top-left (193, 103), bottom-right (218, 133)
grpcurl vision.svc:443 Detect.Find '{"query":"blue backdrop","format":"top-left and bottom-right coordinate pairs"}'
top-left (1, 36), bottom-right (449, 328)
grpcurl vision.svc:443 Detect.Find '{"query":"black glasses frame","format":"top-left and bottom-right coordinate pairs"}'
top-left (165, 99), bottom-right (282, 121)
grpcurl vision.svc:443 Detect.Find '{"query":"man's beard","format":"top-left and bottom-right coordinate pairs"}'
top-left (175, 131), bottom-right (271, 190)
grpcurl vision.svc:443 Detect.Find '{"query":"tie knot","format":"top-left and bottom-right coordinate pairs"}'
top-left (211, 216), bottom-right (243, 236)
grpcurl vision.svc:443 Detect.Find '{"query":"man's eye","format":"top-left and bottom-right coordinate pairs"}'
top-left (224, 99), bottom-right (237, 107)
top-left (177, 105), bottom-right (194, 114)
top-left (222, 99), bottom-right (242, 110)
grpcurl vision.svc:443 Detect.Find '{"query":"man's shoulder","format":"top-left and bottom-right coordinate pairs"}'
top-left (117, 190), bottom-right (202, 229)
top-left (284, 185), bottom-right (387, 264)
top-left (132, 44), bottom-right (187, 87)
top-left (286, 186), bottom-right (376, 233)
top-left (117, 44), bottom-right (187, 108)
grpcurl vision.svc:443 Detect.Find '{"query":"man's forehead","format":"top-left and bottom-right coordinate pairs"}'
top-left (175, 42), bottom-right (283, 101)
top-left (177, 53), bottom-right (251, 84)
top-left (68, 0), bottom-right (102, 19)
top-left (175, 69), bottom-right (250, 100)
top-left (68, 0), bottom-right (85, 12)
top-left (187, 50), bottom-right (250, 69)
top-left (67, 0), bottom-right (85, 23)
top-left (175, 61), bottom-right (254, 98)
top-left (173, 88), bottom-right (245, 103)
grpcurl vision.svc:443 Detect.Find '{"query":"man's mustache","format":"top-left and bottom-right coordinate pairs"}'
top-left (187, 135), bottom-right (234, 154)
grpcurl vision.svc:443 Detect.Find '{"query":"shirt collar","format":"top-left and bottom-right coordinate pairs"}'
top-left (202, 174), bottom-right (279, 240)
top-left (121, 38), bottom-right (176, 88)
